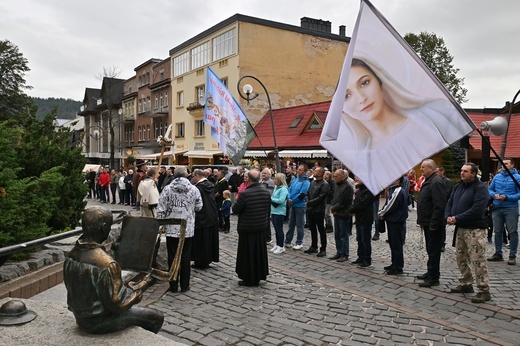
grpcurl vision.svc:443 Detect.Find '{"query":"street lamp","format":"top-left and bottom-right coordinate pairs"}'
top-left (237, 75), bottom-right (281, 173)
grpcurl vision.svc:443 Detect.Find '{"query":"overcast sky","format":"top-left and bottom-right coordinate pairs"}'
top-left (1, 0), bottom-right (519, 109)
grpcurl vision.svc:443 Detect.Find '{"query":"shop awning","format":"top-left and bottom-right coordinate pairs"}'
top-left (244, 150), bottom-right (272, 157)
top-left (278, 149), bottom-right (329, 158)
top-left (183, 150), bottom-right (222, 158)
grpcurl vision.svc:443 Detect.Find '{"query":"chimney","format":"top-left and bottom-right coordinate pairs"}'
top-left (339, 25), bottom-right (346, 36)
top-left (300, 17), bottom-right (332, 34)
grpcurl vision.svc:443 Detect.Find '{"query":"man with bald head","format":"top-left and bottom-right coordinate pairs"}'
top-left (416, 159), bottom-right (448, 288)
top-left (232, 169), bottom-right (271, 286)
top-left (329, 168), bottom-right (354, 262)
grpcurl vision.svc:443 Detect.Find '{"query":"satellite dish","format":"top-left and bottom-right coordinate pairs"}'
top-left (480, 116), bottom-right (508, 136)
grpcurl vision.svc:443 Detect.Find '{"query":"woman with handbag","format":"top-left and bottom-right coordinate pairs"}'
top-left (270, 173), bottom-right (289, 254)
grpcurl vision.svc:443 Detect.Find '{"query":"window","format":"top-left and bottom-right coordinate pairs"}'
top-left (138, 126), bottom-right (142, 141)
top-left (146, 97), bottom-right (151, 112)
top-left (191, 41), bottom-right (210, 70)
top-left (154, 95), bottom-right (159, 109)
top-left (164, 91), bottom-right (168, 108)
top-left (309, 118), bottom-right (323, 129)
top-left (213, 28), bottom-right (236, 61)
top-left (176, 122), bottom-right (185, 138)
top-left (146, 125), bottom-right (150, 140)
top-left (289, 116), bottom-right (303, 128)
top-left (195, 120), bottom-right (205, 137)
top-left (159, 92), bottom-right (163, 107)
top-left (195, 85), bottom-right (205, 104)
top-left (173, 51), bottom-right (190, 77)
top-left (177, 91), bottom-right (184, 107)
top-left (220, 77), bottom-right (228, 87)
top-left (138, 99), bottom-right (143, 113)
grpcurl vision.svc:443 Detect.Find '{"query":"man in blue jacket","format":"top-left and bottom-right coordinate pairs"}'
top-left (445, 163), bottom-right (490, 303)
top-left (488, 158), bottom-right (520, 265)
top-left (285, 164), bottom-right (310, 250)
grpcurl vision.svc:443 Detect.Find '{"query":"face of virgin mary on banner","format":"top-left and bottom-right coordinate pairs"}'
top-left (320, 0), bottom-right (474, 195)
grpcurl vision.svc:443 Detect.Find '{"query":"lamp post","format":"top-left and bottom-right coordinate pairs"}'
top-left (237, 75), bottom-right (281, 173)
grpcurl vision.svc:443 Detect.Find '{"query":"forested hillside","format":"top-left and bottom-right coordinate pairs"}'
top-left (31, 97), bottom-right (81, 120)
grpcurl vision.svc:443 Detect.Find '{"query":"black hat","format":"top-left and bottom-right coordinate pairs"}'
top-left (136, 159), bottom-right (148, 167)
top-left (0, 300), bottom-right (37, 326)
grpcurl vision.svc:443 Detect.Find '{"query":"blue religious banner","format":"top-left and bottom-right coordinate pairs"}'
top-left (204, 67), bottom-right (255, 165)
top-left (320, 0), bottom-right (475, 194)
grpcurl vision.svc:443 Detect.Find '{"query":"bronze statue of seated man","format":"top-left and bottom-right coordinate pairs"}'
top-left (63, 206), bottom-right (164, 334)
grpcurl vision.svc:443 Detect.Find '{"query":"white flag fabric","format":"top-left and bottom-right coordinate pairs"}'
top-left (204, 67), bottom-right (255, 165)
top-left (320, 0), bottom-right (475, 194)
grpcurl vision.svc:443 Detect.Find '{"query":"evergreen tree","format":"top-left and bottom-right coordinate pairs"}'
top-left (0, 39), bottom-right (34, 123)
top-left (404, 32), bottom-right (468, 104)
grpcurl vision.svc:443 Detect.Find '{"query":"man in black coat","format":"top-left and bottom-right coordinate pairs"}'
top-left (304, 167), bottom-right (329, 257)
top-left (416, 159), bottom-right (448, 288)
top-left (191, 169), bottom-right (219, 269)
top-left (232, 169), bottom-right (270, 287)
top-left (349, 177), bottom-right (374, 268)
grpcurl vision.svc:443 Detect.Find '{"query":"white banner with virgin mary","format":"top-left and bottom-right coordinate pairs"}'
top-left (320, 0), bottom-right (475, 194)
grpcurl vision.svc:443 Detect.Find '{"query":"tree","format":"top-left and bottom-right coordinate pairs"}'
top-left (404, 32), bottom-right (468, 104)
top-left (0, 40), bottom-right (34, 122)
top-left (0, 108), bottom-right (88, 248)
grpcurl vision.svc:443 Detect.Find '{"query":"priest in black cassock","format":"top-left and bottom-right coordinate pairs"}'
top-left (232, 168), bottom-right (270, 286)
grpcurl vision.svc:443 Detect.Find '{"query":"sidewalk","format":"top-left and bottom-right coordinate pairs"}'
top-left (20, 198), bottom-right (520, 344)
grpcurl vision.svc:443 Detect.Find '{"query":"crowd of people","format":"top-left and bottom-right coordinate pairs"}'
top-left (85, 156), bottom-right (520, 304)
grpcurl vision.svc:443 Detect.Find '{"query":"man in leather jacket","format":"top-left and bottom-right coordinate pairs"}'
top-left (304, 167), bottom-right (329, 257)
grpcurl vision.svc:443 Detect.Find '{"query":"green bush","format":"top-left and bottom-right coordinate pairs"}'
top-left (0, 109), bottom-right (87, 248)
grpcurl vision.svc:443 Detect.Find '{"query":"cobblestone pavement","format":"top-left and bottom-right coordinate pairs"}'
top-left (91, 199), bottom-right (520, 345)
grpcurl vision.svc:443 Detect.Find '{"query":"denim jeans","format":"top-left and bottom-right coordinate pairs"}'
top-left (356, 222), bottom-right (372, 263)
top-left (272, 214), bottom-right (285, 247)
top-left (492, 207), bottom-right (519, 257)
top-left (334, 216), bottom-right (350, 257)
top-left (286, 207), bottom-right (305, 245)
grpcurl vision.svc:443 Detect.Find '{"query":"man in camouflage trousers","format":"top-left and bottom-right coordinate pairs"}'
top-left (445, 162), bottom-right (491, 303)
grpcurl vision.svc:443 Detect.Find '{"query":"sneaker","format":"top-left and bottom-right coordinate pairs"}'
top-left (507, 256), bottom-right (516, 265)
top-left (329, 254), bottom-right (341, 260)
top-left (273, 246), bottom-right (286, 254)
top-left (351, 258), bottom-right (363, 264)
top-left (284, 243), bottom-right (293, 248)
top-left (487, 253), bottom-right (504, 261)
top-left (450, 284), bottom-right (474, 293)
top-left (270, 245), bottom-right (280, 253)
top-left (471, 292), bottom-right (491, 303)
top-left (303, 247), bottom-right (318, 254)
top-left (372, 235), bottom-right (380, 241)
top-left (358, 262), bottom-right (372, 268)
top-left (293, 244), bottom-right (303, 250)
top-left (316, 251), bottom-right (326, 257)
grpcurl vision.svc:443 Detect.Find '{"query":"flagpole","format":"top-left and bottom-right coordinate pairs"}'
top-left (237, 75), bottom-right (281, 173)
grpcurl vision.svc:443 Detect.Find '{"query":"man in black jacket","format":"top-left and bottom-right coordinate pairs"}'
top-left (232, 169), bottom-right (271, 287)
top-left (349, 177), bottom-right (374, 268)
top-left (330, 169), bottom-right (354, 262)
top-left (445, 163), bottom-right (491, 303)
top-left (416, 159), bottom-right (447, 288)
top-left (191, 169), bottom-right (219, 269)
top-left (304, 167), bottom-right (329, 257)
